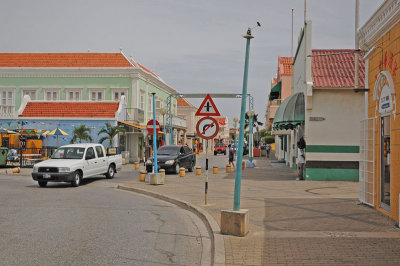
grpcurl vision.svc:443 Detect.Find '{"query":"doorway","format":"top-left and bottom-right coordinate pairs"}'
top-left (380, 115), bottom-right (391, 211)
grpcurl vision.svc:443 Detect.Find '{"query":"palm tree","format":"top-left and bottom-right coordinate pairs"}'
top-left (244, 113), bottom-right (263, 130)
top-left (70, 125), bottom-right (93, 144)
top-left (98, 122), bottom-right (126, 147)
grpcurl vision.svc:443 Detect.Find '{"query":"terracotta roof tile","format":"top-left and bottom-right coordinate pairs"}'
top-left (0, 53), bottom-right (132, 67)
top-left (278, 56), bottom-right (293, 79)
top-left (214, 117), bottom-right (227, 126)
top-left (177, 97), bottom-right (195, 108)
top-left (19, 102), bottom-right (119, 118)
top-left (312, 49), bottom-right (365, 88)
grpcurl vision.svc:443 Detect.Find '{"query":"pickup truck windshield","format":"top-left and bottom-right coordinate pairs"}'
top-left (51, 147), bottom-right (86, 159)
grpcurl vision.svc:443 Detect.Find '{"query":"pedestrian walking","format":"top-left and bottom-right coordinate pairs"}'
top-left (228, 144), bottom-right (235, 168)
top-left (266, 143), bottom-right (271, 158)
top-left (296, 137), bottom-right (306, 180)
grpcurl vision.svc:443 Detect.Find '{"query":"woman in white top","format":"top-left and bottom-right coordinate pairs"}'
top-left (296, 137), bottom-right (306, 180)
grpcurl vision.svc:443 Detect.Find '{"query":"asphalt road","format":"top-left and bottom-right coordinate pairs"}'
top-left (0, 174), bottom-right (209, 266)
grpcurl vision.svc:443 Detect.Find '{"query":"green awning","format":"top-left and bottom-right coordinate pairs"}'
top-left (272, 92), bottom-right (305, 130)
top-left (269, 81), bottom-right (281, 100)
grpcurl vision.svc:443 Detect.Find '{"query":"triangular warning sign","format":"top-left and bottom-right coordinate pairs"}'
top-left (195, 94), bottom-right (221, 116)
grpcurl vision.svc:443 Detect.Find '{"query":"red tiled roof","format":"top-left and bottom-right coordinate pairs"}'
top-left (177, 97), bottom-right (195, 108)
top-left (19, 102), bottom-right (119, 118)
top-left (312, 49), bottom-right (365, 88)
top-left (279, 56), bottom-right (293, 76)
top-left (0, 53), bottom-right (132, 67)
top-left (215, 117), bottom-right (227, 126)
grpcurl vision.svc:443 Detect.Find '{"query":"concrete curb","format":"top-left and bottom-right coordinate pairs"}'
top-left (117, 185), bottom-right (225, 266)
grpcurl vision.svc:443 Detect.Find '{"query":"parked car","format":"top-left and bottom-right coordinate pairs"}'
top-left (146, 145), bottom-right (196, 174)
top-left (214, 143), bottom-right (226, 155)
top-left (32, 143), bottom-right (122, 187)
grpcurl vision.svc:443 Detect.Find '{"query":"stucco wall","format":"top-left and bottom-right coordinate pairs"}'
top-left (366, 21), bottom-right (400, 222)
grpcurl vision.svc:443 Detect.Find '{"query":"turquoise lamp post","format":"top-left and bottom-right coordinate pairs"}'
top-left (233, 27), bottom-right (255, 211)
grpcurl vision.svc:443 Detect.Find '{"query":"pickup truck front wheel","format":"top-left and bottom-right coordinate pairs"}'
top-left (71, 171), bottom-right (82, 187)
top-left (106, 165), bottom-right (115, 179)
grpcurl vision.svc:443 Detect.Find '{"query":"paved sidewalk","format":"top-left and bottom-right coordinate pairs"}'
top-left (5, 157), bottom-right (400, 265)
top-left (121, 156), bottom-right (400, 265)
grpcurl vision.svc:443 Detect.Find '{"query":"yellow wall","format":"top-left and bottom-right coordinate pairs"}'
top-left (368, 22), bottom-right (400, 222)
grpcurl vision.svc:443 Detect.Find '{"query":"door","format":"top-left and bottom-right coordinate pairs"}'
top-left (95, 145), bottom-right (108, 174)
top-left (84, 147), bottom-right (97, 177)
top-left (380, 115), bottom-right (391, 212)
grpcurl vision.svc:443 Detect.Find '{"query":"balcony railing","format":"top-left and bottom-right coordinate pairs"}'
top-left (0, 105), bottom-right (15, 118)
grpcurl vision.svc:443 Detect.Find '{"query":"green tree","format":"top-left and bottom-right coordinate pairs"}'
top-left (98, 122), bottom-right (126, 147)
top-left (70, 125), bottom-right (93, 144)
top-left (244, 113), bottom-right (263, 130)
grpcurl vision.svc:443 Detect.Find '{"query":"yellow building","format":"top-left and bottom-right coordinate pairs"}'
top-left (358, 0), bottom-right (400, 222)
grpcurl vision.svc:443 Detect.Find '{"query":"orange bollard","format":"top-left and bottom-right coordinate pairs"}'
top-left (134, 162), bottom-right (140, 170)
top-left (196, 166), bottom-right (201, 175)
top-left (12, 167), bottom-right (20, 174)
top-left (226, 165), bottom-right (231, 173)
top-left (179, 167), bottom-right (186, 177)
top-left (159, 169), bottom-right (165, 178)
top-left (139, 170), bottom-right (146, 182)
top-left (242, 161), bottom-right (245, 170)
top-left (213, 166), bottom-right (218, 174)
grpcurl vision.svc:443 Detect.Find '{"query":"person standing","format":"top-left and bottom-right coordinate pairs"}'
top-left (266, 143), bottom-right (271, 158)
top-left (296, 137), bottom-right (306, 180)
top-left (228, 144), bottom-right (235, 168)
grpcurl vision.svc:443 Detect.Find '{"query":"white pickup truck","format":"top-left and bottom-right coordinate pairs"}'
top-left (32, 143), bottom-right (122, 187)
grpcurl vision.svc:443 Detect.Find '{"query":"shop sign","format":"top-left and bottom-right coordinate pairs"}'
top-left (379, 85), bottom-right (393, 115)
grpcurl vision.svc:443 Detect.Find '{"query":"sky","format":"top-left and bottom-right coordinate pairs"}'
top-left (0, 0), bottom-right (385, 127)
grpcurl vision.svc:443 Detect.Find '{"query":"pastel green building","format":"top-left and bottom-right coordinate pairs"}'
top-left (0, 52), bottom-right (183, 162)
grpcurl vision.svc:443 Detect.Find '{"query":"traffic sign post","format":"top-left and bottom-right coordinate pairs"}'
top-left (196, 117), bottom-right (219, 140)
top-left (196, 116), bottom-right (220, 205)
top-left (195, 94), bottom-right (221, 117)
top-left (146, 119), bottom-right (160, 135)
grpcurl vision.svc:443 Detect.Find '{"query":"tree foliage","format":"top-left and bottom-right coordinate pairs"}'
top-left (70, 124), bottom-right (93, 144)
top-left (98, 122), bottom-right (126, 147)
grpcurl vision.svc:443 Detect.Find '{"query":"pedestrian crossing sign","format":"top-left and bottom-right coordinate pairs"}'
top-left (195, 94), bottom-right (221, 116)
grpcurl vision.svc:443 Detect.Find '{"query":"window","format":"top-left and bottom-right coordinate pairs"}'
top-left (86, 147), bottom-right (96, 159)
top-left (44, 89), bottom-right (59, 101)
top-left (95, 146), bottom-right (104, 157)
top-left (147, 93), bottom-right (153, 119)
top-left (0, 88), bottom-right (14, 115)
top-left (112, 89), bottom-right (128, 101)
top-left (66, 89), bottom-right (81, 101)
top-left (22, 89), bottom-right (37, 100)
top-left (140, 90), bottom-right (145, 110)
top-left (89, 89), bottom-right (104, 101)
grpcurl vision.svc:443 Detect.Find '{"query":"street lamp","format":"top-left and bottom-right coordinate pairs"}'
top-left (246, 109), bottom-right (255, 164)
top-left (233, 25), bottom-right (257, 212)
top-left (160, 108), bottom-right (166, 145)
top-left (233, 117), bottom-right (238, 148)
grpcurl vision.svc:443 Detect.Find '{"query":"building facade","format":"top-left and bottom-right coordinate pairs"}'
top-left (273, 20), bottom-right (365, 180)
top-left (358, 0), bottom-right (400, 222)
top-left (0, 52), bottom-right (183, 162)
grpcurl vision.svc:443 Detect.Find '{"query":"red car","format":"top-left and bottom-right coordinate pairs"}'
top-left (214, 143), bottom-right (226, 155)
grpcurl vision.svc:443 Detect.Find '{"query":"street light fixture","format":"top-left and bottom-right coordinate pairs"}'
top-left (246, 109), bottom-right (255, 164)
top-left (160, 108), bottom-right (167, 145)
top-left (233, 117), bottom-right (238, 147)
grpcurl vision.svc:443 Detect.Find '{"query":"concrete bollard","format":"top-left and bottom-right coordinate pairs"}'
top-left (213, 166), bottom-right (218, 174)
top-left (12, 167), bottom-right (20, 174)
top-left (134, 162), bottom-right (140, 170)
top-left (242, 161), bottom-right (245, 170)
top-left (226, 165), bottom-right (231, 173)
top-left (139, 170), bottom-right (146, 182)
top-left (179, 167), bottom-right (186, 178)
top-left (159, 169), bottom-right (165, 178)
top-left (196, 166), bottom-right (201, 175)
